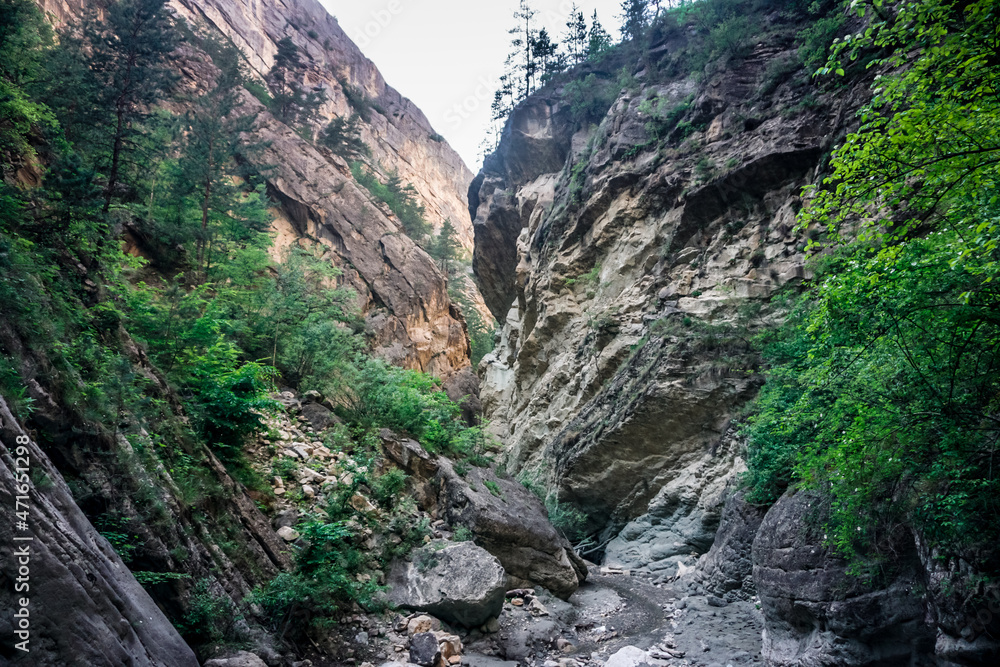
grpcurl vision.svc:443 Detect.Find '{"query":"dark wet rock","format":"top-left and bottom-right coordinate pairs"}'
top-left (698, 489), bottom-right (767, 600)
top-left (752, 491), bottom-right (935, 666)
top-left (409, 632), bottom-right (442, 667)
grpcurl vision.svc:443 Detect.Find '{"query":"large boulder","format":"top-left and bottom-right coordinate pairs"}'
top-left (387, 541), bottom-right (506, 628)
top-left (696, 488), bottom-right (767, 599)
top-left (437, 459), bottom-right (587, 600)
top-left (381, 433), bottom-right (587, 599)
top-left (752, 491), bottom-right (934, 666)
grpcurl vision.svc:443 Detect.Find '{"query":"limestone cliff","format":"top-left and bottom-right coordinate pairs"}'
top-left (472, 12), bottom-right (865, 555)
top-left (41, 0), bottom-right (479, 378)
top-left (472, 9), bottom-right (1000, 667)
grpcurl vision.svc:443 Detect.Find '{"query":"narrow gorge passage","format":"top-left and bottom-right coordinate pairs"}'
top-left (1, 0), bottom-right (998, 666)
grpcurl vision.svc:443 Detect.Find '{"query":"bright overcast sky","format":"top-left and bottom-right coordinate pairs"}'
top-left (319, 0), bottom-right (625, 172)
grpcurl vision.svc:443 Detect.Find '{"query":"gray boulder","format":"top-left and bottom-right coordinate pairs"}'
top-left (408, 632), bottom-right (441, 667)
top-left (437, 459), bottom-right (587, 599)
top-left (753, 491), bottom-right (934, 666)
top-left (387, 541), bottom-right (506, 628)
top-left (300, 400), bottom-right (338, 431)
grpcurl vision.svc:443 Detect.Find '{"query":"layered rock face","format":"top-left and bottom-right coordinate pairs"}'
top-left (41, 0), bottom-right (478, 378)
top-left (0, 395), bottom-right (198, 666)
top-left (472, 17), bottom-right (865, 552)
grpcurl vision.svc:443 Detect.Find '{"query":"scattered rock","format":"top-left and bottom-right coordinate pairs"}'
top-left (407, 615), bottom-right (442, 636)
top-left (706, 595), bottom-right (728, 608)
top-left (603, 646), bottom-right (650, 667)
top-left (204, 652), bottom-right (269, 667)
top-left (527, 598), bottom-right (550, 616)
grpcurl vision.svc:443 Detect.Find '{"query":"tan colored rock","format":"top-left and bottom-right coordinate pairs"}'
top-left (471, 43), bottom-right (844, 553)
top-left (406, 614), bottom-right (442, 636)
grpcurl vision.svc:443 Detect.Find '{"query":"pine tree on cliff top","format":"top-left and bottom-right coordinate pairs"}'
top-left (619, 0), bottom-right (651, 43)
top-left (587, 11), bottom-right (613, 60)
top-left (564, 5), bottom-right (589, 65)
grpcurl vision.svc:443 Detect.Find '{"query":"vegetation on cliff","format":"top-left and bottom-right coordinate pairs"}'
top-left (744, 0), bottom-right (1000, 581)
top-left (0, 0), bottom-right (487, 650)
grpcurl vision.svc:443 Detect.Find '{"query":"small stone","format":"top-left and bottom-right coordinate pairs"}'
top-left (276, 526), bottom-right (300, 542)
top-left (511, 597), bottom-right (524, 607)
top-left (355, 631), bottom-right (369, 645)
top-left (302, 485), bottom-right (316, 498)
top-left (527, 598), bottom-right (549, 616)
top-left (407, 615), bottom-right (441, 636)
top-left (706, 595), bottom-right (728, 608)
top-left (409, 632), bottom-right (441, 667)
top-left (481, 617), bottom-right (500, 634)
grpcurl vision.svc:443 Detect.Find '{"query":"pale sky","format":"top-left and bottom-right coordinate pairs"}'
top-left (320, 0), bottom-right (625, 172)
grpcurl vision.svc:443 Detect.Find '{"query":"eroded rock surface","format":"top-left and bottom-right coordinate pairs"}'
top-left (752, 491), bottom-right (935, 667)
top-left (471, 20), bottom-right (871, 551)
top-left (0, 395), bottom-right (198, 666)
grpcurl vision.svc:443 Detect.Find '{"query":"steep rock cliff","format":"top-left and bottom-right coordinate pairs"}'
top-left (0, 394), bottom-right (199, 666)
top-left (41, 0), bottom-right (479, 378)
top-left (472, 13), bottom-right (867, 552)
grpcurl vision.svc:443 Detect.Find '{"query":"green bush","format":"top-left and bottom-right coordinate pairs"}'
top-left (181, 579), bottom-right (244, 644)
top-left (798, 14), bottom-right (844, 73)
top-left (563, 74), bottom-right (618, 125)
top-left (251, 520), bottom-right (383, 638)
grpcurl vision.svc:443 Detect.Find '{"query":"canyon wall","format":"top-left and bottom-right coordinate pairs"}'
top-left (41, 0), bottom-right (479, 378)
top-left (472, 12), bottom-right (861, 557)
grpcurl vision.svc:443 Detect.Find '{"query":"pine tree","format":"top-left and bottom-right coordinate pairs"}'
top-left (169, 38), bottom-right (272, 280)
top-left (532, 28), bottom-right (564, 82)
top-left (587, 11), bottom-right (613, 60)
top-left (619, 0), bottom-right (650, 44)
top-left (507, 0), bottom-right (539, 99)
top-left (319, 114), bottom-right (368, 160)
top-left (563, 5), bottom-right (589, 66)
top-left (429, 219), bottom-right (461, 280)
top-left (84, 0), bottom-right (178, 212)
top-left (268, 36), bottom-right (325, 130)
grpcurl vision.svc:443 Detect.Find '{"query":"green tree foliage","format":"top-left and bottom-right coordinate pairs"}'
top-left (563, 5), bottom-right (589, 65)
top-left (162, 37), bottom-right (272, 278)
top-left (508, 0), bottom-right (540, 100)
top-left (428, 218), bottom-right (462, 278)
top-left (619, 0), bottom-right (651, 43)
top-left (267, 36), bottom-right (324, 130)
top-left (587, 10), bottom-right (613, 60)
top-left (53, 0), bottom-right (179, 212)
top-left (744, 0), bottom-right (1000, 578)
top-left (349, 161), bottom-right (430, 240)
top-left (0, 0), bottom-right (55, 160)
top-left (319, 113), bottom-right (369, 160)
